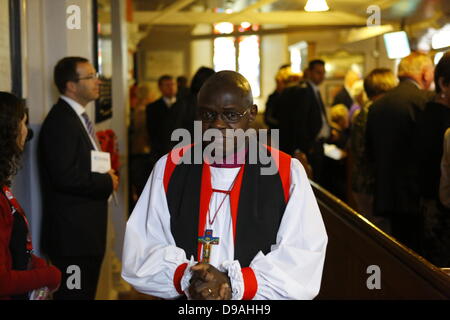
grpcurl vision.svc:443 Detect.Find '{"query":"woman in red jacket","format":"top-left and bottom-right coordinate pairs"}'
top-left (0, 92), bottom-right (61, 300)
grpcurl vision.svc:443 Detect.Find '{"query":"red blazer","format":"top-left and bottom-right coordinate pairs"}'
top-left (0, 189), bottom-right (61, 300)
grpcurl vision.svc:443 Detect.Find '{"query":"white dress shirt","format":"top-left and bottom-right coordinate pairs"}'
top-left (163, 96), bottom-right (177, 108)
top-left (60, 95), bottom-right (99, 151)
top-left (308, 81), bottom-right (330, 140)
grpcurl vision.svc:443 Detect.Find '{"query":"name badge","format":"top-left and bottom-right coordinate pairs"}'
top-left (91, 150), bottom-right (111, 173)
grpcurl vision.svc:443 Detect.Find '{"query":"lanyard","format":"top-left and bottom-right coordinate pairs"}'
top-left (208, 165), bottom-right (242, 226)
top-left (2, 186), bottom-right (33, 253)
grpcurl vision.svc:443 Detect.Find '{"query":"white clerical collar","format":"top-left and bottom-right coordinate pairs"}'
top-left (61, 95), bottom-right (86, 116)
top-left (163, 96), bottom-right (176, 108)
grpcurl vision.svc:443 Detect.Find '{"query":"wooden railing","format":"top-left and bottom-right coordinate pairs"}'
top-left (312, 182), bottom-right (450, 299)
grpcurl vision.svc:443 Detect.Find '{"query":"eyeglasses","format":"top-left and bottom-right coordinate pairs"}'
top-left (76, 72), bottom-right (100, 81)
top-left (199, 108), bottom-right (250, 124)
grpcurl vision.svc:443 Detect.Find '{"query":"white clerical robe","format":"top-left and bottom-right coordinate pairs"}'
top-left (121, 154), bottom-right (328, 300)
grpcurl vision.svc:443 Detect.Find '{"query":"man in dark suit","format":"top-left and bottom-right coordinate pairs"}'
top-left (264, 64), bottom-right (291, 129)
top-left (146, 75), bottom-right (191, 168)
top-left (331, 69), bottom-right (360, 109)
top-left (39, 57), bottom-right (119, 300)
top-left (366, 52), bottom-right (434, 253)
top-left (279, 59), bottom-right (331, 183)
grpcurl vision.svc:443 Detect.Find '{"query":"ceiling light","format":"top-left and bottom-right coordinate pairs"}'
top-left (431, 24), bottom-right (450, 49)
top-left (434, 52), bottom-right (444, 65)
top-left (304, 0), bottom-right (329, 12)
top-left (383, 31), bottom-right (411, 59)
top-left (214, 22), bottom-right (234, 34)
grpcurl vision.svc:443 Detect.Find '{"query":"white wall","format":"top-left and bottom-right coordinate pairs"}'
top-left (190, 24), bottom-right (213, 78)
top-left (15, 0), bottom-right (95, 256)
top-left (109, 0), bottom-right (129, 259)
top-left (260, 33), bottom-right (288, 112)
top-left (137, 25), bottom-right (192, 96)
top-left (0, 0), bottom-right (12, 91)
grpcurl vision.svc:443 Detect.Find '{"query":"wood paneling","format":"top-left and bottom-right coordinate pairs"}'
top-left (313, 182), bottom-right (450, 299)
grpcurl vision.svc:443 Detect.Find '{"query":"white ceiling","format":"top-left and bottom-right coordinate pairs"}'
top-left (130, 0), bottom-right (447, 27)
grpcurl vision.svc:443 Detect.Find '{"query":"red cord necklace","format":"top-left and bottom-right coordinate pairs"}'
top-left (208, 167), bottom-right (242, 226)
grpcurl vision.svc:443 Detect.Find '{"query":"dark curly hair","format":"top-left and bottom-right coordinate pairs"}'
top-left (0, 92), bottom-right (26, 187)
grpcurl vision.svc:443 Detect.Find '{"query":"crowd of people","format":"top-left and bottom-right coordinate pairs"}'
top-left (265, 51), bottom-right (450, 267)
top-left (128, 67), bottom-right (216, 209)
top-left (1, 49), bottom-right (449, 300)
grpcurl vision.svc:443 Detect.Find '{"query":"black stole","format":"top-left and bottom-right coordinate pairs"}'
top-left (165, 147), bottom-right (288, 267)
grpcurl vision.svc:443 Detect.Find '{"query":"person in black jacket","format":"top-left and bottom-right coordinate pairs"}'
top-left (332, 69), bottom-right (361, 109)
top-left (146, 75), bottom-right (192, 169)
top-left (278, 59), bottom-right (331, 184)
top-left (366, 52), bottom-right (434, 254)
top-left (39, 57), bottom-right (119, 300)
top-left (264, 64), bottom-right (291, 130)
top-left (182, 67), bottom-right (216, 136)
top-left (417, 51), bottom-right (450, 266)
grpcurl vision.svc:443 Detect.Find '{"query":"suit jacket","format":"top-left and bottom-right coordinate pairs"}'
top-left (264, 90), bottom-right (282, 129)
top-left (366, 79), bottom-right (431, 216)
top-left (38, 99), bottom-right (112, 257)
top-left (146, 97), bottom-right (191, 160)
top-left (278, 81), bottom-right (325, 155)
top-left (417, 101), bottom-right (450, 199)
top-left (332, 87), bottom-right (353, 109)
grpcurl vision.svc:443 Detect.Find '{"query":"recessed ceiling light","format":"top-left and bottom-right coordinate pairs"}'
top-left (304, 0), bottom-right (330, 12)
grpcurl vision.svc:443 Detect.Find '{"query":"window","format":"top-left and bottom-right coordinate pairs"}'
top-left (213, 22), bottom-right (260, 97)
top-left (214, 37), bottom-right (236, 71)
top-left (289, 41), bottom-right (308, 75)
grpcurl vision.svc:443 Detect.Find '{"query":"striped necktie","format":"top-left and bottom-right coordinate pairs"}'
top-left (81, 112), bottom-right (96, 141)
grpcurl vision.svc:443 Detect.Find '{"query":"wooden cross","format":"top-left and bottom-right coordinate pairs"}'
top-left (198, 229), bottom-right (219, 263)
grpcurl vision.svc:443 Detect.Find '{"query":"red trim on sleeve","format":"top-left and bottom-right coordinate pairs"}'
top-left (241, 267), bottom-right (258, 300)
top-left (173, 263), bottom-right (188, 295)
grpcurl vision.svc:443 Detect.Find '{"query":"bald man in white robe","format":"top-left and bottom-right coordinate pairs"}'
top-left (121, 71), bottom-right (328, 300)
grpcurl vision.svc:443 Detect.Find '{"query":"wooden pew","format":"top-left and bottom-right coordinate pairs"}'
top-left (312, 182), bottom-right (450, 299)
